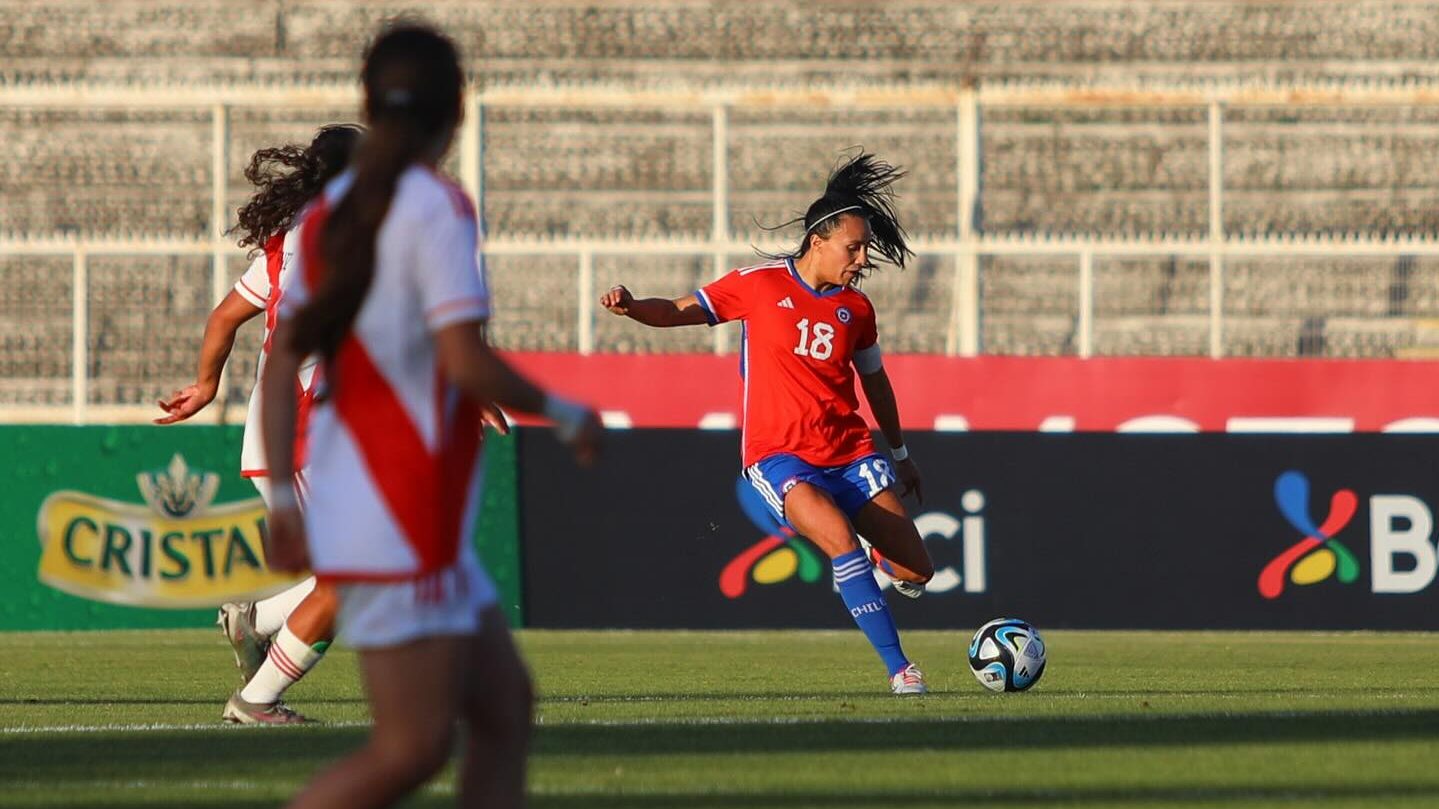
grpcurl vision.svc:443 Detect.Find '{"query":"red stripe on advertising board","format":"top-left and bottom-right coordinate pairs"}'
top-left (498, 353), bottom-right (1439, 432)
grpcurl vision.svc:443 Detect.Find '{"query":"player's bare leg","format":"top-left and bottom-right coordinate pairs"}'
top-left (854, 490), bottom-right (934, 598)
top-left (783, 483), bottom-right (925, 693)
top-left (284, 584), bottom-right (338, 642)
top-left (458, 606), bottom-right (534, 809)
top-left (782, 482), bottom-right (860, 560)
top-left (286, 637), bottom-right (462, 809)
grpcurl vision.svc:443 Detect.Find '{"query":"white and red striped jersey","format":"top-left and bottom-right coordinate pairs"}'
top-left (232, 228), bottom-right (320, 478)
top-left (280, 166), bottom-right (491, 582)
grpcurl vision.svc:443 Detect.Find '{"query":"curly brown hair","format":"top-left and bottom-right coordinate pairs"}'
top-left (231, 123), bottom-right (364, 254)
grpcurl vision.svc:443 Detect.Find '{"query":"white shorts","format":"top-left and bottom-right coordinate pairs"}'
top-left (249, 473), bottom-right (312, 511)
top-left (334, 547), bottom-right (498, 650)
top-left (250, 476), bottom-right (275, 508)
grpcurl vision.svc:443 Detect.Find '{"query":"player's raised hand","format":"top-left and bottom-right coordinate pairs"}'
top-left (569, 409), bottom-right (605, 466)
top-left (601, 285), bottom-right (633, 316)
top-left (154, 383), bottom-right (217, 425)
top-left (895, 457), bottom-right (924, 505)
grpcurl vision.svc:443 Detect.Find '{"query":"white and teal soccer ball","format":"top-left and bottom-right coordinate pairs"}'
top-left (968, 618), bottom-right (1046, 693)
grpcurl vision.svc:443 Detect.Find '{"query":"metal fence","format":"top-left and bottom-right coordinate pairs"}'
top-left (5, 81), bottom-right (1439, 423)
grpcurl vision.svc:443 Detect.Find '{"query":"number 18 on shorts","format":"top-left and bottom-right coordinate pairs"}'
top-left (745, 452), bottom-right (894, 527)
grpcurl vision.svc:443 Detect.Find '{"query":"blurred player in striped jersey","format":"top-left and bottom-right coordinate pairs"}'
top-left (262, 23), bottom-right (600, 807)
top-left (156, 124), bottom-right (366, 723)
top-left (602, 152), bottom-right (935, 694)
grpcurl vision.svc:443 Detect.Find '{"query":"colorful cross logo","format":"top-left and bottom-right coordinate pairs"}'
top-left (719, 477), bottom-right (824, 598)
top-left (1257, 470), bottom-right (1361, 599)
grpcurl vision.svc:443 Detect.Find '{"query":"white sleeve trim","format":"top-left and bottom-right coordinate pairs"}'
top-left (854, 343), bottom-right (884, 375)
top-left (695, 288), bottom-right (721, 325)
top-left (425, 296), bottom-right (490, 331)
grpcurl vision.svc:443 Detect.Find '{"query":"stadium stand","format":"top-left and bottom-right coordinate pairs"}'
top-left (0, 257), bottom-right (71, 406)
top-left (593, 255), bottom-right (714, 352)
top-left (85, 256), bottom-right (211, 405)
top-left (6, 2), bottom-right (1439, 84)
top-left (6, 1), bottom-right (1439, 409)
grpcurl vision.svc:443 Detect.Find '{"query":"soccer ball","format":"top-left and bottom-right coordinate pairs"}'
top-left (968, 617), bottom-right (1046, 693)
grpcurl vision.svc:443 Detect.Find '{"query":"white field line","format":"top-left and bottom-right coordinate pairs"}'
top-left (0, 719), bottom-right (370, 735)
top-left (4, 707), bottom-right (1434, 735)
top-left (1, 779), bottom-right (458, 796)
top-left (3, 780), bottom-right (1421, 804)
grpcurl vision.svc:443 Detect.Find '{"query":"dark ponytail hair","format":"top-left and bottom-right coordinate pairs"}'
top-left (763, 151), bottom-right (914, 278)
top-left (232, 123), bottom-right (363, 254)
top-left (290, 23), bottom-right (464, 365)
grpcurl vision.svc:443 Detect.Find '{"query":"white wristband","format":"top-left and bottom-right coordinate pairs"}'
top-left (543, 395), bottom-right (589, 442)
top-left (890, 444), bottom-right (909, 462)
top-left (268, 481), bottom-right (299, 510)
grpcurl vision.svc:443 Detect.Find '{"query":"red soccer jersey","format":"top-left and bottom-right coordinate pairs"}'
top-left (696, 259), bottom-right (880, 468)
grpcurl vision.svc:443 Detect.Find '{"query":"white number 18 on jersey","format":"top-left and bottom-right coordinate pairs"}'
top-left (793, 318), bottom-right (836, 361)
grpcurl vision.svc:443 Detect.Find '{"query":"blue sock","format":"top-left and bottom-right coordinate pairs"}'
top-left (832, 549), bottom-right (910, 676)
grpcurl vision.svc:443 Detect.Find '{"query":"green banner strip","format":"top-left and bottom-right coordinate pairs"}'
top-left (0, 426), bottom-right (521, 631)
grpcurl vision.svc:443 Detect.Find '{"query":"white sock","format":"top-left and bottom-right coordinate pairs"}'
top-left (252, 577), bottom-right (317, 637)
top-left (239, 624), bottom-right (325, 704)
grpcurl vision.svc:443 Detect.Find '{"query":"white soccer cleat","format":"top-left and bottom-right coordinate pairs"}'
top-left (222, 689), bottom-right (313, 725)
top-left (890, 579), bottom-right (925, 599)
top-left (217, 602), bottom-right (268, 684)
top-left (867, 547), bottom-right (925, 599)
top-left (890, 663), bottom-right (928, 695)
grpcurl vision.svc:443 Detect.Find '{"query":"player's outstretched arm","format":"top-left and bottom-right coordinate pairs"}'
top-left (435, 321), bottom-right (602, 465)
top-left (154, 290), bottom-right (263, 424)
top-left (600, 285), bottom-right (710, 327)
top-left (859, 366), bottom-right (923, 504)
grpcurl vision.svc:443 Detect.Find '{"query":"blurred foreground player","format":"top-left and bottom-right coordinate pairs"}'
top-left (262, 23), bottom-right (600, 809)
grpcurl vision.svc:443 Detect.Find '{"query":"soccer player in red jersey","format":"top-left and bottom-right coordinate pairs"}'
top-left (602, 153), bottom-right (935, 694)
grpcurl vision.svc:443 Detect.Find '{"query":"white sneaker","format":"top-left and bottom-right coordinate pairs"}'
top-left (217, 602), bottom-right (267, 684)
top-left (890, 579), bottom-right (925, 599)
top-left (868, 547), bottom-right (924, 599)
top-left (222, 689), bottom-right (312, 725)
top-left (890, 663), bottom-right (928, 695)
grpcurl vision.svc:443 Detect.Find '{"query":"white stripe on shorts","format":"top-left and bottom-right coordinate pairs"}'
top-left (747, 465), bottom-right (785, 516)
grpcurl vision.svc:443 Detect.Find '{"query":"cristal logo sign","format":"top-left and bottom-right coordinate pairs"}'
top-left (720, 477), bottom-right (988, 598)
top-left (1258, 470), bottom-right (1439, 599)
top-left (35, 454), bottom-right (303, 608)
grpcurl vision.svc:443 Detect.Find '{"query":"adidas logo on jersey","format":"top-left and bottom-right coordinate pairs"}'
top-left (777, 297), bottom-right (795, 309)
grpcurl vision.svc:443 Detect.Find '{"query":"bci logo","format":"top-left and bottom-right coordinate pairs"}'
top-left (720, 478), bottom-right (987, 598)
top-left (1260, 470), bottom-right (1439, 599)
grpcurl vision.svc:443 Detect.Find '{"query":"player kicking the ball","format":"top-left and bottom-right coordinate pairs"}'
top-left (602, 152), bottom-right (934, 694)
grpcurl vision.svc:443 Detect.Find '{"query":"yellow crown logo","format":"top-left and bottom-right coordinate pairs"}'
top-left (136, 454), bottom-right (219, 518)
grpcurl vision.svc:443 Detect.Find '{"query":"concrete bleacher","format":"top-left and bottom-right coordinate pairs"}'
top-left (591, 255), bottom-right (714, 353)
top-left (979, 257), bottom-right (1077, 355)
top-left (0, 109), bottom-right (211, 237)
top-left (8, 0), bottom-right (1439, 396)
top-left (483, 255), bottom-right (580, 352)
top-left (6, 2), bottom-right (1439, 84)
top-left (0, 257), bottom-right (72, 406)
top-left (85, 256), bottom-right (212, 405)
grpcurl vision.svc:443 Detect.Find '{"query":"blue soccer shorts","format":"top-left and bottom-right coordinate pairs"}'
top-left (744, 452), bottom-right (894, 527)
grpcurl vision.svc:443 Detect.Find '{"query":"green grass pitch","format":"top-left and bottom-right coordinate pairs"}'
top-left (2, 629), bottom-right (1438, 808)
